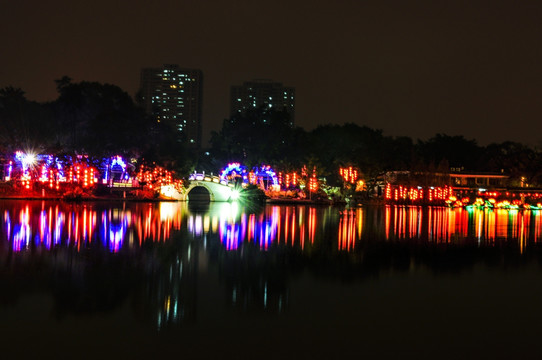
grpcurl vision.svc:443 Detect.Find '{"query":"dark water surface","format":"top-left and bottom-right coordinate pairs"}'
top-left (1, 200), bottom-right (542, 359)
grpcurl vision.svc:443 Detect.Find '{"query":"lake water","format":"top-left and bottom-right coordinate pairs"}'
top-left (1, 200), bottom-right (542, 359)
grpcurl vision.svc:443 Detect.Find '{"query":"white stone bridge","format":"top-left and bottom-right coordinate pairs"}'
top-left (162, 173), bottom-right (241, 202)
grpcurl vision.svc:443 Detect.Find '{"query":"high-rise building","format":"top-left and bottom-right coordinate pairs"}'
top-left (230, 79), bottom-right (295, 126)
top-left (140, 64), bottom-right (203, 148)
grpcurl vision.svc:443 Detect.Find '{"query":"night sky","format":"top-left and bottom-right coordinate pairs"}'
top-left (2, 0), bottom-right (541, 146)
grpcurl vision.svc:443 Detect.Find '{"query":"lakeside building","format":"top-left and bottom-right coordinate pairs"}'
top-left (140, 64), bottom-right (203, 149)
top-left (450, 172), bottom-right (509, 188)
top-left (230, 79), bottom-right (295, 126)
top-left (381, 170), bottom-right (511, 189)
top-left (375, 170), bottom-right (542, 207)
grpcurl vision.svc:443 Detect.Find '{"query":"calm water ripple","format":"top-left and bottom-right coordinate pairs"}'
top-left (1, 200), bottom-right (542, 359)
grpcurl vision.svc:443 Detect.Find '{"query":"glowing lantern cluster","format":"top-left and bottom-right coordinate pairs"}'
top-left (136, 165), bottom-right (175, 190)
top-left (34, 156), bottom-right (64, 190)
top-left (308, 167), bottom-right (318, 192)
top-left (340, 166), bottom-right (358, 184)
top-left (385, 184), bottom-right (453, 204)
top-left (299, 165), bottom-right (319, 192)
top-left (278, 172), bottom-right (299, 189)
top-left (309, 176), bottom-right (318, 192)
top-left (66, 163), bottom-right (98, 188)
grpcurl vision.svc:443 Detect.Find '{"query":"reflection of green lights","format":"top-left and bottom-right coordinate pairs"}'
top-left (218, 202), bottom-right (239, 218)
top-left (466, 205), bottom-right (474, 212)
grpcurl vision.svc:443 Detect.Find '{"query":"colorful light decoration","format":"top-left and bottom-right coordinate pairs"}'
top-left (15, 151), bottom-right (36, 177)
top-left (65, 162), bottom-right (98, 188)
top-left (340, 166), bottom-right (358, 184)
top-left (5, 161), bottom-right (13, 181)
top-left (309, 167), bottom-right (318, 192)
top-left (220, 163), bottom-right (248, 184)
top-left (14, 151), bottom-right (37, 189)
top-left (385, 184), bottom-right (452, 204)
top-left (104, 155), bottom-right (129, 183)
top-left (136, 164), bottom-right (179, 191)
top-left (250, 165), bottom-right (279, 190)
top-left (309, 176), bottom-right (318, 192)
top-left (278, 171), bottom-right (299, 189)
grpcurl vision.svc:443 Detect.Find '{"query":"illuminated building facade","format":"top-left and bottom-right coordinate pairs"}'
top-left (140, 64), bottom-right (203, 148)
top-left (230, 79), bottom-right (295, 126)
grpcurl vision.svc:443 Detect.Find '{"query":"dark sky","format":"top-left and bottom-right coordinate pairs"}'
top-left (2, 0), bottom-right (542, 146)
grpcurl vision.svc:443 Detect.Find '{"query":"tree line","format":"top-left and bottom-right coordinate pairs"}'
top-left (1, 79), bottom-right (541, 187)
top-left (210, 108), bottom-right (542, 187)
top-left (0, 78), bottom-right (191, 173)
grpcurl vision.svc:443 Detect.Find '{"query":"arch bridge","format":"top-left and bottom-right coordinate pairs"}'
top-left (182, 173), bottom-right (241, 202)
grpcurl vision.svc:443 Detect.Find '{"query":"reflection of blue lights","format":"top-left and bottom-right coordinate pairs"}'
top-left (54, 212), bottom-right (64, 246)
top-left (39, 210), bottom-right (52, 250)
top-left (217, 209), bottom-right (280, 250)
top-left (256, 213), bottom-right (278, 249)
top-left (219, 219), bottom-right (244, 250)
top-left (109, 222), bottom-right (126, 252)
top-left (13, 224), bottom-right (30, 252)
top-left (101, 211), bottom-right (128, 252)
top-left (4, 210), bottom-right (11, 242)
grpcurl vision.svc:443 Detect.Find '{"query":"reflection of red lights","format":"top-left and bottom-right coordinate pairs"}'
top-left (2, 203), bottom-right (185, 253)
top-left (4, 203), bottom-right (542, 256)
top-left (338, 209), bottom-right (356, 250)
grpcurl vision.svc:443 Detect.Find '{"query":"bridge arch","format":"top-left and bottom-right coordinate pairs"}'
top-left (186, 184), bottom-right (214, 202)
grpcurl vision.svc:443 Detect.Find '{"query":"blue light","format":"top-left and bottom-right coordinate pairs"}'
top-left (220, 163), bottom-right (248, 184)
top-left (253, 165), bottom-right (279, 188)
top-left (112, 155), bottom-right (127, 172)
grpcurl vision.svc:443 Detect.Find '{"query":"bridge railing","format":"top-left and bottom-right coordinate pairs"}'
top-left (188, 173), bottom-right (235, 187)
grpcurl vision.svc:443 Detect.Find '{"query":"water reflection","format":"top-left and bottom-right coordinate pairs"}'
top-left (3, 200), bottom-right (542, 332)
top-left (3, 201), bottom-right (542, 359)
top-left (3, 202), bottom-right (542, 254)
top-left (374, 206), bottom-right (542, 248)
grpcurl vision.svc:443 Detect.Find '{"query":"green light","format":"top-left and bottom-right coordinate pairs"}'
top-left (230, 189), bottom-right (240, 201)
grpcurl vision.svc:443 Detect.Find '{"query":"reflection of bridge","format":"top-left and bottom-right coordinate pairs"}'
top-left (183, 173), bottom-right (240, 202)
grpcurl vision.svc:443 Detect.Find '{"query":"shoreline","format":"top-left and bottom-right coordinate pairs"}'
top-left (0, 195), bottom-right (539, 210)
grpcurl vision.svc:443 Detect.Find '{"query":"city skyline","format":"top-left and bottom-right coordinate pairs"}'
top-left (1, 1), bottom-right (542, 146)
top-left (140, 64), bottom-right (203, 148)
top-left (230, 79), bottom-right (295, 126)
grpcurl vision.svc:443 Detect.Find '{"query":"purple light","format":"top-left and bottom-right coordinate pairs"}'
top-left (253, 165), bottom-right (279, 188)
top-left (220, 162), bottom-right (248, 183)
